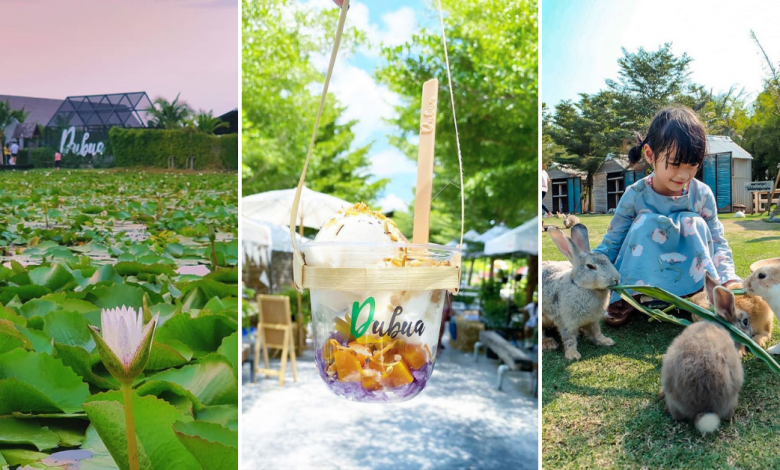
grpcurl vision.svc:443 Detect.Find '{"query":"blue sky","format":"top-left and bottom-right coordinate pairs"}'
top-left (543, 0), bottom-right (780, 108)
top-left (306, 0), bottom-right (438, 212)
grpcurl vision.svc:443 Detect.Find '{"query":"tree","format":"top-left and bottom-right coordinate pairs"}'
top-left (241, 0), bottom-right (385, 203)
top-left (0, 100), bottom-right (27, 146)
top-left (547, 44), bottom-right (704, 210)
top-left (698, 86), bottom-right (750, 140)
top-left (542, 104), bottom-right (569, 166)
top-left (606, 43), bottom-right (693, 126)
top-left (147, 93), bottom-right (192, 129)
top-left (191, 110), bottom-right (229, 134)
top-left (377, 0), bottom-right (538, 233)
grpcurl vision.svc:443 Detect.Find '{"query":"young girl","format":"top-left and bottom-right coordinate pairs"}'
top-left (594, 106), bottom-right (739, 326)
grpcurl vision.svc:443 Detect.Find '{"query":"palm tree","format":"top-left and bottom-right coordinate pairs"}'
top-left (699, 86), bottom-right (748, 140)
top-left (190, 110), bottom-right (229, 134)
top-left (0, 100), bottom-right (27, 146)
top-left (147, 93), bottom-right (192, 129)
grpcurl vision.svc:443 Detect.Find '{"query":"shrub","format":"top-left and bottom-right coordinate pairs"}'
top-left (31, 147), bottom-right (55, 167)
top-left (110, 127), bottom-right (238, 170)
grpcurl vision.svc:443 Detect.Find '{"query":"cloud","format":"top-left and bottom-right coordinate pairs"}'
top-left (378, 194), bottom-right (409, 213)
top-left (303, 1), bottom-right (416, 56)
top-left (370, 148), bottom-right (417, 178)
top-left (378, 7), bottom-right (416, 48)
top-left (328, 63), bottom-right (401, 145)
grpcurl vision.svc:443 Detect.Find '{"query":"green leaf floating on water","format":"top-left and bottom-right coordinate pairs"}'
top-left (146, 340), bottom-right (194, 371)
top-left (137, 354), bottom-right (237, 409)
top-left (155, 314), bottom-right (237, 358)
top-left (44, 311), bottom-right (95, 351)
top-left (195, 405), bottom-right (238, 432)
top-left (0, 319), bottom-right (32, 354)
top-left (16, 325), bottom-right (55, 354)
top-left (87, 284), bottom-right (146, 310)
top-left (53, 343), bottom-right (119, 390)
top-left (611, 284), bottom-right (780, 375)
top-left (0, 448), bottom-right (50, 467)
top-left (0, 418), bottom-right (61, 451)
top-left (28, 263), bottom-right (77, 292)
top-left (172, 420), bottom-right (238, 470)
top-left (217, 331), bottom-right (239, 378)
top-left (0, 349), bottom-right (91, 414)
top-left (83, 391), bottom-right (200, 470)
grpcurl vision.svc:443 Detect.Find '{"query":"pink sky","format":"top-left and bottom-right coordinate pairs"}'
top-left (0, 0), bottom-right (237, 115)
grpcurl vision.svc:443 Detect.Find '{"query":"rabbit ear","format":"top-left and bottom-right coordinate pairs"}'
top-left (713, 286), bottom-right (737, 323)
top-left (549, 227), bottom-right (579, 263)
top-left (570, 224), bottom-right (590, 252)
top-left (703, 271), bottom-right (720, 304)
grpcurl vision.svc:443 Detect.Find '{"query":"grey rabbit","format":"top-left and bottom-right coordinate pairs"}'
top-left (542, 224), bottom-right (620, 360)
top-left (661, 275), bottom-right (751, 434)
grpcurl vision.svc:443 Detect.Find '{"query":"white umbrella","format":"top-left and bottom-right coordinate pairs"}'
top-left (241, 217), bottom-right (305, 254)
top-left (475, 224), bottom-right (511, 243)
top-left (242, 188), bottom-right (350, 352)
top-left (241, 218), bottom-right (309, 293)
top-left (484, 217), bottom-right (539, 256)
top-left (242, 187), bottom-right (352, 230)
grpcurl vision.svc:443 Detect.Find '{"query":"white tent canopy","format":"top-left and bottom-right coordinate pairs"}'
top-left (241, 218), bottom-right (309, 293)
top-left (241, 217), bottom-right (305, 254)
top-left (242, 187), bottom-right (351, 229)
top-left (475, 224), bottom-right (510, 243)
top-left (484, 217), bottom-right (539, 256)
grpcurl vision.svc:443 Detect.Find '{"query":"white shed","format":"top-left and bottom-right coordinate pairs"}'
top-left (592, 136), bottom-right (751, 213)
top-left (593, 155), bottom-right (649, 214)
top-left (701, 136), bottom-right (753, 212)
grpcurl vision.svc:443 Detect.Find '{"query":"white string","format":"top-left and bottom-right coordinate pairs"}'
top-left (289, 0), bottom-right (351, 256)
top-left (435, 0), bottom-right (465, 247)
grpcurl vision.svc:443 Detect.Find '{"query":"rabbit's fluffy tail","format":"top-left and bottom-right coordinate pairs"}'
top-left (694, 413), bottom-right (720, 434)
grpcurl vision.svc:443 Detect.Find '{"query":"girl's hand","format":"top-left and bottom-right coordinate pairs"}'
top-left (333, 0), bottom-right (344, 6)
top-left (723, 280), bottom-right (739, 288)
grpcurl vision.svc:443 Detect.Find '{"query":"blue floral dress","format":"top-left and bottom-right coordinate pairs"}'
top-left (593, 175), bottom-right (739, 304)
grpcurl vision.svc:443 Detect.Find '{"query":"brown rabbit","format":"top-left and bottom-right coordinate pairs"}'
top-left (661, 286), bottom-right (751, 434)
top-left (690, 271), bottom-right (773, 349)
top-left (563, 214), bottom-right (580, 229)
top-left (745, 264), bottom-right (780, 354)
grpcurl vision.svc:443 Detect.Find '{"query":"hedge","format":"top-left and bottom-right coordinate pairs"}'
top-left (30, 148), bottom-right (54, 168)
top-left (28, 148), bottom-right (108, 169)
top-left (109, 128), bottom-right (238, 170)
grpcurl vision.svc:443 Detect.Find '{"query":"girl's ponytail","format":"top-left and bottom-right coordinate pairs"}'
top-left (627, 132), bottom-right (645, 164)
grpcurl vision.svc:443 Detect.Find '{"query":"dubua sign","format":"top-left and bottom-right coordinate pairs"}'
top-left (60, 127), bottom-right (106, 156)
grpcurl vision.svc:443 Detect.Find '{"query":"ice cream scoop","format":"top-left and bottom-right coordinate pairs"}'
top-left (305, 203), bottom-right (408, 268)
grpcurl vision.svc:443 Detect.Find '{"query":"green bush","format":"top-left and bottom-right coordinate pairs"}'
top-left (31, 147), bottom-right (55, 167)
top-left (279, 287), bottom-right (311, 326)
top-left (110, 127), bottom-right (238, 170)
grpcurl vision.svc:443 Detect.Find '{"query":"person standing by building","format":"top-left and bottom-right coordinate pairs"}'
top-left (54, 151), bottom-right (62, 170)
top-left (3, 144), bottom-right (9, 166)
top-left (9, 141), bottom-right (19, 165)
top-left (541, 163), bottom-right (552, 217)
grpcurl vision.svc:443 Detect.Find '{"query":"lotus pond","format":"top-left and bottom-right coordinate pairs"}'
top-left (0, 169), bottom-right (238, 469)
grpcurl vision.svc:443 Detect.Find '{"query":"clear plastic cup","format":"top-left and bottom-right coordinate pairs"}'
top-left (302, 242), bottom-right (459, 402)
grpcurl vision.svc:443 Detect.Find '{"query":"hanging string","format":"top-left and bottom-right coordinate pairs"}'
top-left (435, 0), bottom-right (465, 247)
top-left (289, 0), bottom-right (351, 254)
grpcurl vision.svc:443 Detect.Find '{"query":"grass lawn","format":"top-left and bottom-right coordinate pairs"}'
top-left (542, 213), bottom-right (780, 469)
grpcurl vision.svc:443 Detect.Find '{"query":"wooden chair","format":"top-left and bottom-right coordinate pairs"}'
top-left (254, 294), bottom-right (297, 386)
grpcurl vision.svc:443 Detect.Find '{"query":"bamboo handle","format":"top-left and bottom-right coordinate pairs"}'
top-left (413, 79), bottom-right (439, 245)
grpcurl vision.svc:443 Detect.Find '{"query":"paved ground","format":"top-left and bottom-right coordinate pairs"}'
top-left (241, 328), bottom-right (539, 470)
